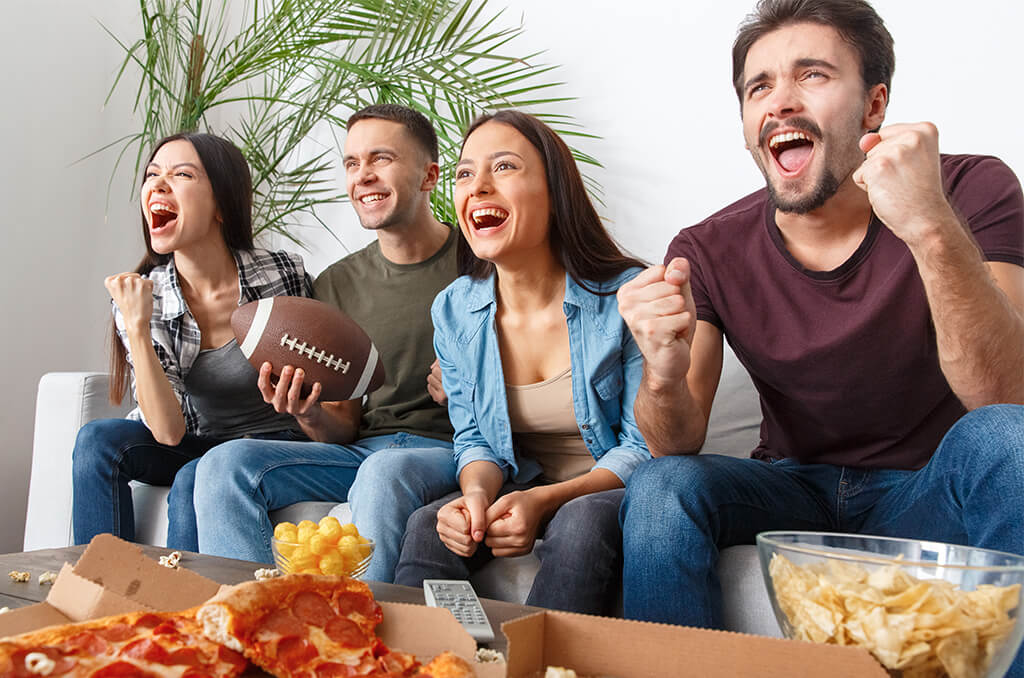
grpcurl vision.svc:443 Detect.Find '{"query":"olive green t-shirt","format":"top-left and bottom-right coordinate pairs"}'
top-left (313, 228), bottom-right (458, 442)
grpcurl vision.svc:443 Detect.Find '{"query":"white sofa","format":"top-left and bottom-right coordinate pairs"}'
top-left (24, 344), bottom-right (780, 636)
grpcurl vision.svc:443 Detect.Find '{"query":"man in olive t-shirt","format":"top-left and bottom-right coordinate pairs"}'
top-left (193, 105), bottom-right (459, 582)
top-left (615, 0), bottom-right (1024, 649)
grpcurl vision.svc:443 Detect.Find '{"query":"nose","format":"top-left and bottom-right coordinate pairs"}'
top-left (355, 162), bottom-right (376, 185)
top-left (766, 78), bottom-right (803, 119)
top-left (150, 172), bottom-right (170, 192)
top-left (467, 169), bottom-right (492, 196)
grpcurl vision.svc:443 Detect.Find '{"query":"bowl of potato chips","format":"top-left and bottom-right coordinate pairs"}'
top-left (757, 532), bottom-right (1024, 678)
top-left (272, 517), bottom-right (374, 578)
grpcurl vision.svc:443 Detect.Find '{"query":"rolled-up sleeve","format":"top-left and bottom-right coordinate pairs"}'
top-left (592, 324), bottom-right (651, 482)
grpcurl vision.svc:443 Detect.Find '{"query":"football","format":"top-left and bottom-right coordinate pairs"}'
top-left (231, 297), bottom-right (386, 402)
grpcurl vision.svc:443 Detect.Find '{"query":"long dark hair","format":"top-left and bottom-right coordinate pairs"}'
top-left (109, 132), bottom-right (254, 405)
top-left (456, 110), bottom-right (645, 292)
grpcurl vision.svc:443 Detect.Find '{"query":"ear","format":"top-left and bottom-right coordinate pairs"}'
top-left (863, 83), bottom-right (888, 132)
top-left (421, 161), bottom-right (441, 192)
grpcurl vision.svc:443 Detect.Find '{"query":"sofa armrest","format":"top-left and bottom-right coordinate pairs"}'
top-left (24, 372), bottom-right (129, 551)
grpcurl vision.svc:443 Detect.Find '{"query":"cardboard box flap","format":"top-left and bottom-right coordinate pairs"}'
top-left (47, 563), bottom-right (150, 622)
top-left (72, 534), bottom-right (221, 610)
top-left (0, 602), bottom-right (71, 639)
top-left (503, 611), bottom-right (889, 678)
top-left (377, 602), bottom-right (504, 678)
top-left (377, 601), bottom-right (477, 659)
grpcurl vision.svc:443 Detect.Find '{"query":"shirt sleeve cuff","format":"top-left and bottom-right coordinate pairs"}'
top-left (593, 446), bottom-right (650, 484)
top-left (454, 446), bottom-right (510, 480)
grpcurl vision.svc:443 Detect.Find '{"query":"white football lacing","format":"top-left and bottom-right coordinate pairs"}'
top-left (279, 334), bottom-right (351, 373)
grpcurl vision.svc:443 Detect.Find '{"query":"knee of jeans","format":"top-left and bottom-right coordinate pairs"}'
top-left (939, 405), bottom-right (1024, 471)
top-left (193, 440), bottom-right (257, 501)
top-left (73, 419), bottom-right (129, 473)
top-left (404, 503), bottom-right (440, 535)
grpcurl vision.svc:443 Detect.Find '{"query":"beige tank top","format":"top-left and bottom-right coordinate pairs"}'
top-left (505, 368), bottom-right (594, 483)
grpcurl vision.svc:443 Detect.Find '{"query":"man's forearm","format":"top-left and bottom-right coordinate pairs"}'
top-left (635, 366), bottom-right (708, 456)
top-left (910, 213), bottom-right (1024, 408)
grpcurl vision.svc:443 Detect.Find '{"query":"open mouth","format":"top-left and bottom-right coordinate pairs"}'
top-left (150, 203), bottom-right (178, 232)
top-left (768, 131), bottom-right (814, 175)
top-left (469, 207), bottom-right (509, 231)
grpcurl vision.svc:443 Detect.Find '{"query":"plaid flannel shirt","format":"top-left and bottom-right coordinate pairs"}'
top-left (114, 248), bottom-right (314, 436)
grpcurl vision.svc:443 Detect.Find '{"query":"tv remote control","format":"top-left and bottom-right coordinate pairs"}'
top-left (422, 579), bottom-right (495, 643)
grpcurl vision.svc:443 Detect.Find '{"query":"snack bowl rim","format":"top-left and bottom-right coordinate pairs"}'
top-left (757, 531), bottom-right (1024, 572)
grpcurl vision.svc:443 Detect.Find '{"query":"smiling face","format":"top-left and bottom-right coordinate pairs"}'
top-left (343, 118), bottom-right (436, 232)
top-left (740, 22), bottom-right (886, 214)
top-left (141, 139), bottom-right (222, 255)
top-left (454, 121), bottom-right (552, 267)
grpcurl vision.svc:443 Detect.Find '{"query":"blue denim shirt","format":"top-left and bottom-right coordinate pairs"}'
top-left (431, 269), bottom-right (650, 484)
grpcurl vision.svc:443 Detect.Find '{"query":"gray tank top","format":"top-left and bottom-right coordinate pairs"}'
top-left (185, 339), bottom-right (301, 439)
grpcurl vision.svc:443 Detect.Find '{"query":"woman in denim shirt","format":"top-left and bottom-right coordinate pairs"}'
top-left (394, 111), bottom-right (650, 614)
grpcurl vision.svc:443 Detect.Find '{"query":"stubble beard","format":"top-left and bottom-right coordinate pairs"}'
top-left (766, 167), bottom-right (842, 215)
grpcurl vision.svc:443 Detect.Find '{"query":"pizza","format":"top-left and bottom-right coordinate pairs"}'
top-left (0, 608), bottom-right (247, 678)
top-left (197, 573), bottom-right (410, 677)
top-left (1, 574), bottom-right (475, 678)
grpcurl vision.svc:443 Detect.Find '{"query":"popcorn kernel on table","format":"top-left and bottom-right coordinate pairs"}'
top-left (8, 571), bottom-right (30, 583)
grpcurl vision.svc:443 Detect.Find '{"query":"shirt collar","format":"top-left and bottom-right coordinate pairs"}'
top-left (233, 248), bottom-right (267, 303)
top-left (155, 258), bottom-right (187, 321)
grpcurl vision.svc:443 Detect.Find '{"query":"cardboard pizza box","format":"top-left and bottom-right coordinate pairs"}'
top-left (0, 534), bottom-right (496, 675)
top-left (0, 534), bottom-right (220, 637)
top-left (500, 610), bottom-right (889, 678)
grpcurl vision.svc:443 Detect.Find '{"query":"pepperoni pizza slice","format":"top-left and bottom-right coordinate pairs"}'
top-left (0, 609), bottom-right (248, 678)
top-left (197, 573), bottom-right (423, 677)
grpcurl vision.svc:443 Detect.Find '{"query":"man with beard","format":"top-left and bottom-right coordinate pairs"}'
top-left (616, 0), bottom-right (1024, 647)
top-left (191, 104), bottom-right (459, 583)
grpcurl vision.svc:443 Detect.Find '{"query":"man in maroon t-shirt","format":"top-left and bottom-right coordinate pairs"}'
top-left (617, 0), bottom-right (1024, 647)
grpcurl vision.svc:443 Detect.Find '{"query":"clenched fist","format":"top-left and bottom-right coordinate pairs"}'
top-left (617, 258), bottom-right (697, 390)
top-left (105, 273), bottom-right (154, 335)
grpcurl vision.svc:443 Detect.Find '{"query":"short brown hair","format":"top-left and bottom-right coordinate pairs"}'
top-left (346, 104), bottom-right (439, 162)
top-left (732, 0), bottom-right (894, 104)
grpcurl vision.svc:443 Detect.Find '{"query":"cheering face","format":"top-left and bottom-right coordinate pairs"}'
top-left (343, 118), bottom-right (435, 232)
top-left (740, 22), bottom-right (885, 214)
top-left (141, 140), bottom-right (222, 255)
top-left (454, 121), bottom-right (552, 266)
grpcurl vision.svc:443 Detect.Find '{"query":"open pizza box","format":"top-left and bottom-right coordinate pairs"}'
top-left (0, 535), bottom-right (499, 676)
top-left (499, 610), bottom-right (889, 678)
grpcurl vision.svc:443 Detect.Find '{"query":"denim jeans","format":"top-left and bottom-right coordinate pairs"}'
top-left (395, 486), bottom-right (625, 615)
top-left (192, 432), bottom-right (454, 582)
top-left (621, 405), bottom-right (1024, 675)
top-left (71, 418), bottom-right (224, 548)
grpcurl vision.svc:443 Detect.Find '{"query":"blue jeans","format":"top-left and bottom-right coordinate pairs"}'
top-left (71, 418), bottom-right (224, 548)
top-left (395, 486), bottom-right (625, 615)
top-left (192, 432), bottom-right (454, 582)
top-left (621, 405), bottom-right (1024, 674)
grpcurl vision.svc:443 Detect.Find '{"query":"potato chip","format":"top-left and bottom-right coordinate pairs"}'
top-left (769, 553), bottom-right (1020, 678)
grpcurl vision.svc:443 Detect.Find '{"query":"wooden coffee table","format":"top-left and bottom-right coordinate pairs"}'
top-left (0, 544), bottom-right (538, 653)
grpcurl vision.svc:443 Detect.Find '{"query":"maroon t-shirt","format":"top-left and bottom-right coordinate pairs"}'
top-left (668, 154), bottom-right (1024, 469)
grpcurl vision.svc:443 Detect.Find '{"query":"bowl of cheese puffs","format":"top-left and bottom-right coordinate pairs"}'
top-left (272, 516), bottom-right (374, 578)
top-left (757, 531), bottom-right (1024, 678)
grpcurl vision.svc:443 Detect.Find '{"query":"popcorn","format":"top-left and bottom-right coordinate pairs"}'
top-left (254, 568), bottom-right (281, 581)
top-left (38, 571), bottom-right (58, 585)
top-left (158, 551), bottom-right (182, 569)
top-left (8, 571), bottom-right (30, 583)
top-left (475, 648), bottom-right (505, 663)
top-left (0, 607), bottom-right (10, 614)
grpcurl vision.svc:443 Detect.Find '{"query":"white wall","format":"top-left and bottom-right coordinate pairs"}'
top-left (3, 1), bottom-right (1022, 552)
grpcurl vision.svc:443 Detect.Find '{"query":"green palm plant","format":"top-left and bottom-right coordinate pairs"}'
top-left (98, 0), bottom-right (599, 247)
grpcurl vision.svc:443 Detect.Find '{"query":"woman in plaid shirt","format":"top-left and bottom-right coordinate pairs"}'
top-left (72, 133), bottom-right (313, 551)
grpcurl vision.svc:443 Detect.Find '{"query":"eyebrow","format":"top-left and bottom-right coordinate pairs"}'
top-left (342, 148), bottom-right (396, 162)
top-left (146, 162), bottom-right (201, 171)
top-left (743, 58), bottom-right (839, 92)
top-left (455, 150), bottom-right (523, 168)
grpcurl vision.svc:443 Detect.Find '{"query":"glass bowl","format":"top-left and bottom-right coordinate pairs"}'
top-left (756, 532), bottom-right (1024, 677)
top-left (272, 536), bottom-right (374, 579)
